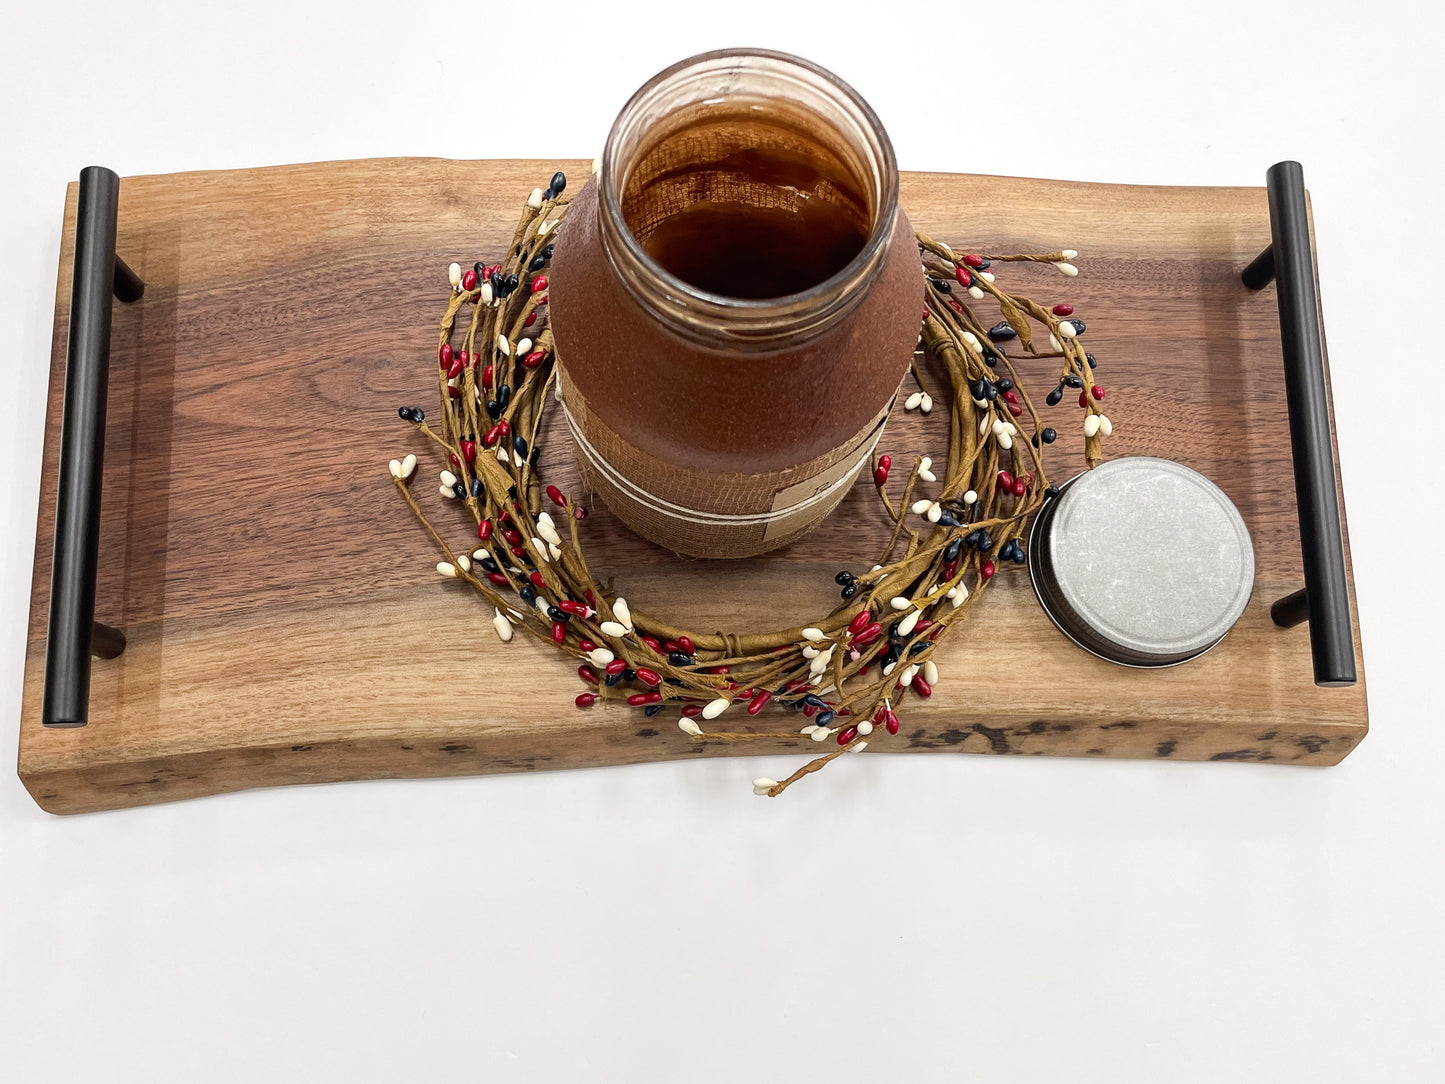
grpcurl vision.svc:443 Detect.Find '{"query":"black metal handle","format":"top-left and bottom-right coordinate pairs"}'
top-left (41, 166), bottom-right (144, 728)
top-left (1242, 161), bottom-right (1356, 688)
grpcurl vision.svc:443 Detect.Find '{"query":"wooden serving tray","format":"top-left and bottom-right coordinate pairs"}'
top-left (17, 158), bottom-right (1369, 814)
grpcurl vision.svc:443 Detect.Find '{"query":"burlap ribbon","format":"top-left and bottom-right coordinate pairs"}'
top-left (557, 365), bottom-right (890, 558)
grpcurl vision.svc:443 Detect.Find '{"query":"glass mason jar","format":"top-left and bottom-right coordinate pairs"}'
top-left (549, 49), bottom-right (922, 558)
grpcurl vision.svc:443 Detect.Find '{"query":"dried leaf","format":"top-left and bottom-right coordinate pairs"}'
top-left (998, 294), bottom-right (1034, 352)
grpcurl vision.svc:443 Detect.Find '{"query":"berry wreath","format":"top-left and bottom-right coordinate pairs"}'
top-left (390, 168), bottom-right (1111, 797)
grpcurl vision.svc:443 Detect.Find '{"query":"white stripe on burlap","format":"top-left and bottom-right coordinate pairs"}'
top-left (555, 381), bottom-right (887, 526)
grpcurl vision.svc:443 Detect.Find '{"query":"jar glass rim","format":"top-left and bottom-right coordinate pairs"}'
top-left (597, 48), bottom-right (900, 341)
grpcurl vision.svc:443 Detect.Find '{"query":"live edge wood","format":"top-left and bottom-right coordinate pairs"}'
top-left (17, 159), bottom-right (1369, 814)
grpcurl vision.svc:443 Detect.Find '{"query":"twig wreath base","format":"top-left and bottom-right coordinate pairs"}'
top-left (389, 167), bottom-right (1113, 797)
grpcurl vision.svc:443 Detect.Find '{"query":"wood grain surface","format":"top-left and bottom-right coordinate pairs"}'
top-left (16, 158), bottom-right (1369, 814)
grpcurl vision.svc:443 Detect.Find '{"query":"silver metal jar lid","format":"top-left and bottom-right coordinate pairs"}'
top-left (1027, 456), bottom-right (1255, 667)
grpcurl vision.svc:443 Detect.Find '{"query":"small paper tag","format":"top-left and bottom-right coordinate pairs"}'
top-left (762, 414), bottom-right (888, 542)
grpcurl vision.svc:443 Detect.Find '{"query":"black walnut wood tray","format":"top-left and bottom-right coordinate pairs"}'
top-left (17, 158), bottom-right (1368, 813)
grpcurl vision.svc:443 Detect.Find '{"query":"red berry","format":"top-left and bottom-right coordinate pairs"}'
top-left (942, 560), bottom-right (958, 580)
top-left (575, 692), bottom-right (597, 708)
top-left (1079, 390), bottom-right (1089, 408)
top-left (578, 665), bottom-right (599, 684)
top-left (627, 692), bottom-right (662, 706)
top-left (462, 269), bottom-right (477, 291)
top-left (488, 572), bottom-right (507, 586)
top-left (1001, 389), bottom-right (1020, 407)
top-left (676, 636), bottom-right (695, 656)
top-left (574, 506), bottom-right (588, 520)
top-left (707, 666), bottom-right (730, 675)
top-left (963, 254), bottom-right (984, 269)
top-left (635, 667), bottom-right (662, 687)
top-left (447, 384), bottom-right (461, 398)
top-left (854, 622), bottom-right (883, 648)
top-left (502, 527), bottom-right (523, 546)
top-left (523, 350), bottom-right (547, 368)
top-left (579, 639), bottom-right (598, 653)
top-left (529, 571), bottom-right (545, 588)
top-left (803, 703), bottom-right (819, 718)
top-left (524, 311), bottom-right (537, 328)
top-left (836, 725), bottom-right (859, 745)
top-left (1052, 303), bottom-right (1074, 316)
top-left (747, 689), bottom-right (773, 715)
top-left (998, 470), bottom-right (1014, 490)
top-left (884, 707), bottom-right (900, 735)
top-left (439, 343), bottom-right (453, 366)
top-left (449, 453), bottom-right (461, 472)
top-left (482, 363), bottom-right (493, 388)
top-left (981, 559), bottom-right (996, 580)
top-left (510, 547), bottom-right (524, 559)
top-left (1007, 401), bottom-right (1023, 417)
top-left (460, 439), bottom-right (476, 464)
top-left (496, 420), bottom-right (510, 440)
top-left (531, 275), bottom-right (549, 293)
top-left (477, 519), bottom-right (493, 541)
top-left (546, 485), bottom-right (566, 507)
top-left (848, 610), bottom-right (872, 635)
top-left (1011, 477), bottom-right (1027, 497)
top-left (447, 356), bottom-right (464, 379)
top-left (682, 704), bottom-right (704, 718)
top-left (949, 298), bottom-right (964, 313)
top-left (915, 620), bottom-right (933, 634)
top-left (604, 659), bottom-right (628, 676)
top-left (1092, 386), bottom-right (1105, 400)
top-left (913, 675), bottom-right (933, 698)
top-left (642, 636), bottom-right (663, 654)
top-left (551, 622), bottom-right (566, 645)
top-left (484, 424), bottom-right (503, 448)
top-left (955, 266), bottom-right (972, 287)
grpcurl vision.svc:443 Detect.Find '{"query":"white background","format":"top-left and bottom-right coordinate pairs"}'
top-left (3, 1), bottom-right (1442, 1080)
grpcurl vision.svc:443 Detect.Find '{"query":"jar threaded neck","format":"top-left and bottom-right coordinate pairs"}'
top-left (597, 49), bottom-right (900, 349)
